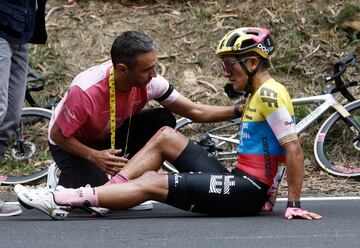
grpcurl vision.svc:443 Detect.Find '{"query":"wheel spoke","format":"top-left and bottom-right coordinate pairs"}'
top-left (0, 108), bottom-right (52, 184)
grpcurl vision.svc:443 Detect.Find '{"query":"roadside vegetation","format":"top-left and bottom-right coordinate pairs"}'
top-left (26, 0), bottom-right (360, 196)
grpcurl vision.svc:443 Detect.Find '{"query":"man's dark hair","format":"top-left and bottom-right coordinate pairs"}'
top-left (110, 31), bottom-right (155, 68)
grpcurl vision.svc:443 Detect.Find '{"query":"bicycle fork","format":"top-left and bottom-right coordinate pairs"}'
top-left (13, 125), bottom-right (26, 154)
top-left (12, 123), bottom-right (36, 160)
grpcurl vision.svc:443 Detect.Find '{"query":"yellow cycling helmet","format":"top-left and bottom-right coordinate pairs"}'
top-left (216, 27), bottom-right (275, 59)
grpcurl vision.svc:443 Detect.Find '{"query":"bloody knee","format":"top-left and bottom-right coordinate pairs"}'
top-left (155, 126), bottom-right (182, 145)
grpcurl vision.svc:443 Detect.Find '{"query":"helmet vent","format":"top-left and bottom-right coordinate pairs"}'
top-left (246, 31), bottom-right (260, 36)
top-left (226, 34), bottom-right (240, 47)
top-left (241, 39), bottom-right (256, 49)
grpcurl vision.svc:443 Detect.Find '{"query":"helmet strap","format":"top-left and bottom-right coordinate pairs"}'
top-left (238, 58), bottom-right (263, 97)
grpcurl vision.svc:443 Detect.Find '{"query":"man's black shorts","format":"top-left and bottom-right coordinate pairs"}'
top-left (166, 141), bottom-right (269, 216)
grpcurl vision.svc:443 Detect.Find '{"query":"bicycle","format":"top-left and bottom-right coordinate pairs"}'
top-left (0, 67), bottom-right (55, 185)
top-left (163, 54), bottom-right (360, 178)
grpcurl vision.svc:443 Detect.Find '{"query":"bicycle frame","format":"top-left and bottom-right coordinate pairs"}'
top-left (201, 93), bottom-right (360, 159)
top-left (293, 93), bottom-right (340, 134)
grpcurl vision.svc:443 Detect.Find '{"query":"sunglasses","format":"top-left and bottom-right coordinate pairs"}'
top-left (221, 57), bottom-right (257, 73)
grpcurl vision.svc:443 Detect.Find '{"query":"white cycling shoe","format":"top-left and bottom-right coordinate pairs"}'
top-left (46, 162), bottom-right (60, 189)
top-left (54, 185), bottom-right (110, 217)
top-left (46, 165), bottom-right (109, 217)
top-left (45, 164), bottom-right (153, 214)
top-left (80, 206), bottom-right (110, 216)
top-left (81, 201), bottom-right (153, 215)
top-left (14, 184), bottom-right (69, 220)
top-left (128, 201), bottom-right (153, 211)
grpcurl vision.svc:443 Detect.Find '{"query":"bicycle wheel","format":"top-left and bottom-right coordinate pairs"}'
top-left (314, 100), bottom-right (360, 177)
top-left (0, 107), bottom-right (53, 184)
top-left (161, 118), bottom-right (240, 173)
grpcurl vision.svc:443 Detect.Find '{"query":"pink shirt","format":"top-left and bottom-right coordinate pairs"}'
top-left (49, 60), bottom-right (179, 144)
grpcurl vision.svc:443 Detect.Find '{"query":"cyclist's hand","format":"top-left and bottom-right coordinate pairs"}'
top-left (91, 149), bottom-right (129, 176)
top-left (284, 207), bottom-right (322, 220)
top-left (261, 200), bottom-right (274, 212)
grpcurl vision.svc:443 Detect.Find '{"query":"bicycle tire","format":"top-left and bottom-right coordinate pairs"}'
top-left (0, 107), bottom-right (53, 184)
top-left (314, 100), bottom-right (360, 177)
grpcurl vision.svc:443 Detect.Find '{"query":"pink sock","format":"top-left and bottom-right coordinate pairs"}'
top-left (105, 172), bottom-right (129, 185)
top-left (53, 186), bottom-right (99, 207)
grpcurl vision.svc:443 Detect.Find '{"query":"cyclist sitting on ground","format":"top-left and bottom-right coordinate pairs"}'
top-left (15, 27), bottom-right (322, 220)
top-left (47, 30), bottom-right (241, 211)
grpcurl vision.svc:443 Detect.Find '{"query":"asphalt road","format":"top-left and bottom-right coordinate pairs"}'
top-left (1, 197), bottom-right (360, 248)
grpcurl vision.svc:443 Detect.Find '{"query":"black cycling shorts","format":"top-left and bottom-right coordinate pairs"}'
top-left (166, 141), bottom-right (269, 216)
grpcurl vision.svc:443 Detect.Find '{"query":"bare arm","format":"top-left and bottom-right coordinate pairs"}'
top-left (50, 123), bottom-right (126, 175)
top-left (283, 139), bottom-right (304, 201)
top-left (283, 139), bottom-right (321, 220)
top-left (165, 94), bottom-right (242, 123)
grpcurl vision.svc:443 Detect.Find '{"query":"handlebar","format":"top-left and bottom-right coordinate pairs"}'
top-left (325, 54), bottom-right (356, 82)
top-left (27, 66), bottom-right (45, 92)
top-left (323, 53), bottom-right (358, 102)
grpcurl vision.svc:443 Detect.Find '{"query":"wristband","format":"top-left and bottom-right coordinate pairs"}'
top-left (286, 201), bottom-right (301, 208)
top-left (233, 104), bottom-right (242, 117)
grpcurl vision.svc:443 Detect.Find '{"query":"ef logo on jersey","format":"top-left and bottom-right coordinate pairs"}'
top-left (260, 87), bottom-right (279, 108)
top-left (209, 175), bottom-right (235, 194)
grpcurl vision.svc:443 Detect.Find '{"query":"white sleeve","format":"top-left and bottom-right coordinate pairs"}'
top-left (147, 75), bottom-right (180, 106)
top-left (266, 106), bottom-right (297, 145)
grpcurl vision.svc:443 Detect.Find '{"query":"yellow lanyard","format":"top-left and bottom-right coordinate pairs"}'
top-left (109, 67), bottom-right (131, 157)
top-left (109, 67), bottom-right (116, 150)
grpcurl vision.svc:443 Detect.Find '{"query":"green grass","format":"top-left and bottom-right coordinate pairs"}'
top-left (335, 3), bottom-right (360, 25)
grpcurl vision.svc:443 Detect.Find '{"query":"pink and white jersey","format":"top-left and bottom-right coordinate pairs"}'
top-left (49, 60), bottom-right (179, 144)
